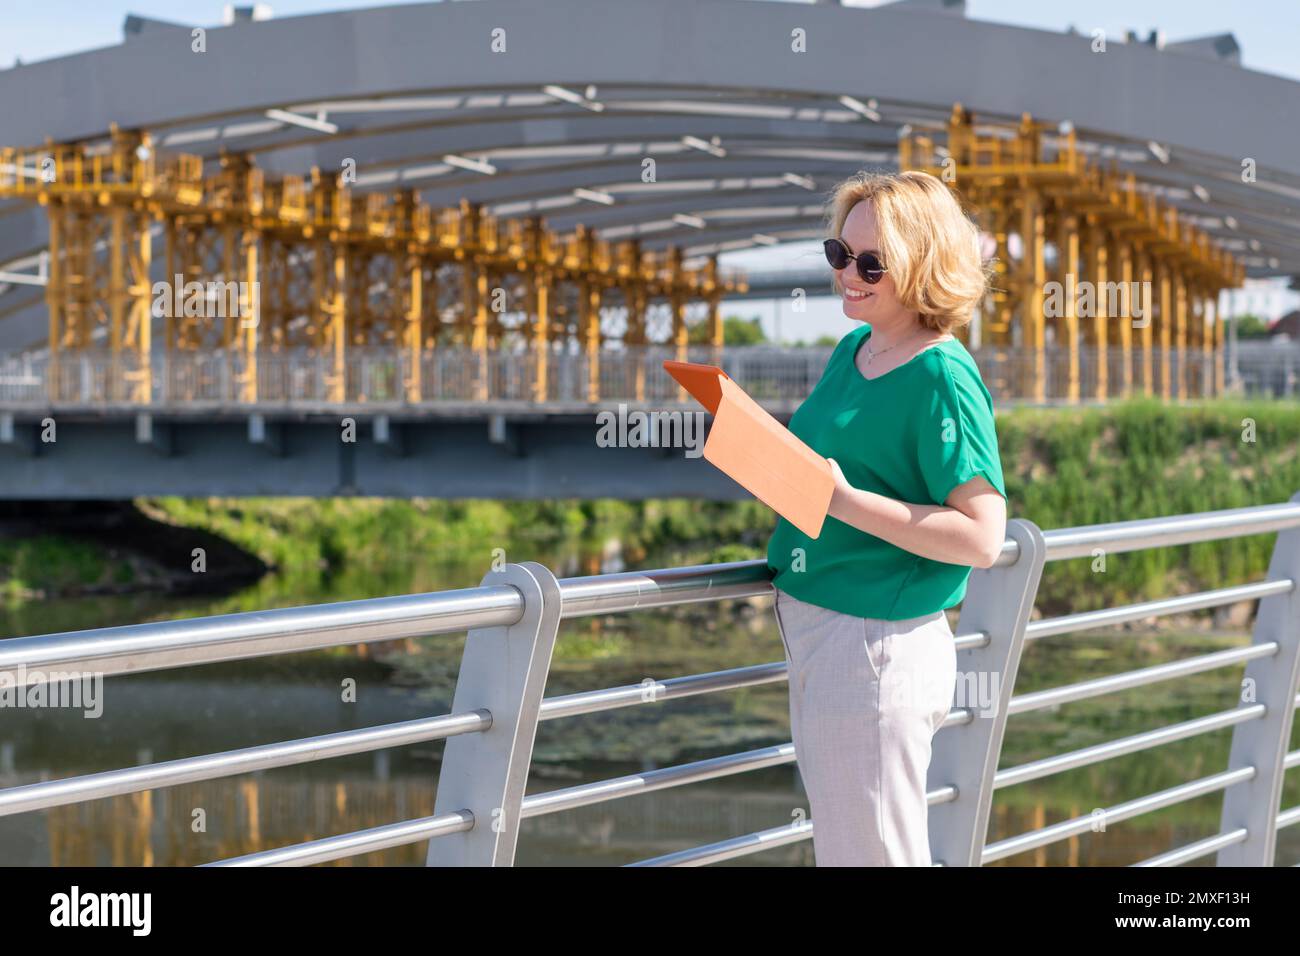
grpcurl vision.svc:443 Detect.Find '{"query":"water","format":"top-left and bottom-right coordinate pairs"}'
top-left (1, 537), bottom-right (1297, 866)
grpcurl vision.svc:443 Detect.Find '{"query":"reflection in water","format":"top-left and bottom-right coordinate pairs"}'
top-left (34, 775), bottom-right (819, 867)
top-left (25, 756), bottom-right (1298, 866)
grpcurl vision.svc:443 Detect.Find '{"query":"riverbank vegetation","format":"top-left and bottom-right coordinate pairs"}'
top-left (2, 397), bottom-right (1297, 619)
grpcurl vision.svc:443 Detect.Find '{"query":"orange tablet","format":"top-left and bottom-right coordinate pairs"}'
top-left (663, 360), bottom-right (834, 539)
top-left (663, 360), bottom-right (728, 415)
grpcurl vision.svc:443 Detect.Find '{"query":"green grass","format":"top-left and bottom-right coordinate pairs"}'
top-left (0, 535), bottom-right (138, 601)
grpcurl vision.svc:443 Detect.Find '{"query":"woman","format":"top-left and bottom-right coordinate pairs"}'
top-left (765, 170), bottom-right (1007, 867)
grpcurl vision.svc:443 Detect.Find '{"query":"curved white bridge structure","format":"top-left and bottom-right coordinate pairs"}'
top-left (0, 0), bottom-right (1295, 498)
top-left (0, 0), bottom-right (1297, 349)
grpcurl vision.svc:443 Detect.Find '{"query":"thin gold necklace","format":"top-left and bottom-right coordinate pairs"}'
top-left (864, 327), bottom-right (928, 365)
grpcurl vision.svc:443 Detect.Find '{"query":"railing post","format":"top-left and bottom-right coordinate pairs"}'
top-left (427, 561), bottom-right (562, 866)
top-left (928, 518), bottom-right (1046, 866)
top-left (1216, 491), bottom-right (1300, 865)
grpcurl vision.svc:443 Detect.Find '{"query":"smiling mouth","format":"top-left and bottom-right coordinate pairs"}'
top-left (844, 288), bottom-right (873, 301)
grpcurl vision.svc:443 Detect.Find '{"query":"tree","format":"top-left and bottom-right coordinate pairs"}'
top-left (1232, 314), bottom-right (1270, 339)
top-left (687, 315), bottom-right (767, 345)
top-left (788, 334), bottom-right (841, 348)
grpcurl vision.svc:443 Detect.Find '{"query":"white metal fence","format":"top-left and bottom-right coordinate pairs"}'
top-left (2, 343), bottom-right (1267, 408)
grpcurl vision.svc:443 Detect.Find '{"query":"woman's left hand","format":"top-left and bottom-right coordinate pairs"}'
top-left (825, 457), bottom-right (855, 519)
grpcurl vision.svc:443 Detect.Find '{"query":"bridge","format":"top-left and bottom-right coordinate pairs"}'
top-left (3, 0), bottom-right (1298, 498)
top-left (1, 0), bottom-right (1299, 874)
top-left (3, 0), bottom-right (1298, 418)
top-left (0, 336), bottom-right (1261, 499)
top-left (1, 498), bottom-right (1298, 865)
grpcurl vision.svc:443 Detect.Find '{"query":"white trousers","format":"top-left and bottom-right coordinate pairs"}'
top-left (773, 588), bottom-right (958, 866)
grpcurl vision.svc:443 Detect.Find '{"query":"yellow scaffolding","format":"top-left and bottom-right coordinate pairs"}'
top-left (900, 104), bottom-right (1243, 402)
top-left (0, 128), bottom-right (747, 404)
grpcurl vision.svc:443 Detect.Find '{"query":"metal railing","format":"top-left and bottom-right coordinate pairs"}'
top-left (1233, 339), bottom-right (1300, 398)
top-left (2, 499), bottom-right (1300, 866)
top-left (0, 343), bottom-right (1252, 410)
top-left (0, 346), bottom-right (827, 409)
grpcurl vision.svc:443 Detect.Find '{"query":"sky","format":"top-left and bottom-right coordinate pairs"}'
top-left (4, 0), bottom-right (1296, 79)
top-left (1, 0), bottom-right (1294, 339)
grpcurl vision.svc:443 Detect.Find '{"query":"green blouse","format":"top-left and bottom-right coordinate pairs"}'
top-left (765, 323), bottom-right (1006, 620)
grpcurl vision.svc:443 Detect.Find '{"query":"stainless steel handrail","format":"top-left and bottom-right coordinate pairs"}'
top-left (518, 744), bottom-right (796, 820)
top-left (4, 497), bottom-right (1299, 868)
top-left (994, 500), bottom-right (1300, 567)
top-left (1007, 643), bottom-right (1278, 715)
top-left (557, 559), bottom-right (774, 618)
top-left (991, 705), bottom-right (1266, 790)
top-left (1134, 829), bottom-right (1250, 867)
top-left (628, 820), bottom-right (815, 868)
top-left (0, 711), bottom-right (491, 818)
top-left (5, 501), bottom-right (1299, 685)
top-left (0, 585), bottom-right (522, 685)
top-left (205, 744), bottom-right (799, 867)
top-left (208, 811), bottom-right (476, 868)
top-left (629, 800), bottom-right (1300, 869)
top-left (537, 662), bottom-right (787, 721)
top-left (981, 767), bottom-right (1257, 864)
top-left (1024, 579), bottom-right (1294, 641)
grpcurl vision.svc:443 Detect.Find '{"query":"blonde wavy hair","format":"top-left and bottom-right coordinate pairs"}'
top-left (825, 170), bottom-right (989, 334)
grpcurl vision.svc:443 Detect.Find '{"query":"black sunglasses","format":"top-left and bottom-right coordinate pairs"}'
top-left (823, 238), bottom-right (887, 284)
